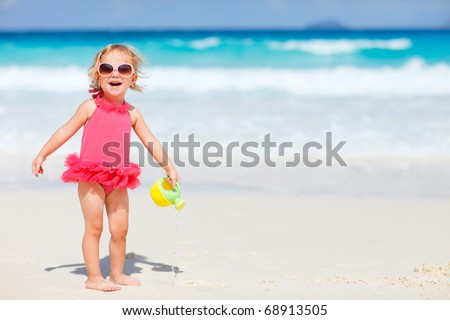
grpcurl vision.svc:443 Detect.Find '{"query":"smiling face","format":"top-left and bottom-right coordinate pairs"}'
top-left (97, 51), bottom-right (138, 104)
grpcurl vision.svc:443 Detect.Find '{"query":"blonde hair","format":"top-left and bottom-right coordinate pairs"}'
top-left (89, 44), bottom-right (145, 92)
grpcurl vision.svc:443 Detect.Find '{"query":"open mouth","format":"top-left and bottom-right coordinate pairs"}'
top-left (109, 82), bottom-right (122, 87)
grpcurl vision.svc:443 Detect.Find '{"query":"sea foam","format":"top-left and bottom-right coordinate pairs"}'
top-left (2, 58), bottom-right (449, 96)
top-left (266, 38), bottom-right (412, 55)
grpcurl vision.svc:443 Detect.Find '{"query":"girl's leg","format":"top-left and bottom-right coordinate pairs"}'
top-left (78, 182), bottom-right (121, 291)
top-left (105, 188), bottom-right (141, 286)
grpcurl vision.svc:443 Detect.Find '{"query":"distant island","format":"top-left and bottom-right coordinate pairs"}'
top-left (304, 19), bottom-right (347, 30)
top-left (443, 17), bottom-right (450, 29)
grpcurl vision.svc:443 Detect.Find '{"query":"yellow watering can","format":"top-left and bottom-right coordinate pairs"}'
top-left (150, 177), bottom-right (186, 210)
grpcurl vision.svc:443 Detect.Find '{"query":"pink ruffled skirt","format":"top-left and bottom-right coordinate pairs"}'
top-left (61, 153), bottom-right (141, 191)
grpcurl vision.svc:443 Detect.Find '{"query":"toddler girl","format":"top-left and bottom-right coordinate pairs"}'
top-left (32, 44), bottom-right (180, 292)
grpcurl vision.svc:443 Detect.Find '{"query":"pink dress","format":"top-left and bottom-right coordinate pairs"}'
top-left (61, 94), bottom-right (141, 195)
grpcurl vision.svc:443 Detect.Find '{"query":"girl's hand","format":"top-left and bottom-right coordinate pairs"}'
top-left (165, 168), bottom-right (180, 188)
top-left (32, 155), bottom-right (46, 177)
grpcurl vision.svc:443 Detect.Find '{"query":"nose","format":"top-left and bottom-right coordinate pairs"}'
top-left (111, 69), bottom-right (120, 77)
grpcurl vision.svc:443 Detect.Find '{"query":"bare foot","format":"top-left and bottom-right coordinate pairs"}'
top-left (85, 277), bottom-right (121, 292)
top-left (109, 274), bottom-right (141, 286)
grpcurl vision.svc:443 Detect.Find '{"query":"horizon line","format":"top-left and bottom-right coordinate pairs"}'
top-left (1, 25), bottom-right (450, 33)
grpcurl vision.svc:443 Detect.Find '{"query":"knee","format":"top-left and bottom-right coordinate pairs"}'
top-left (86, 222), bottom-right (103, 238)
top-left (110, 223), bottom-right (128, 240)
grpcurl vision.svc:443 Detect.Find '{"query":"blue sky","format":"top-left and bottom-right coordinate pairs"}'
top-left (0, 0), bottom-right (449, 30)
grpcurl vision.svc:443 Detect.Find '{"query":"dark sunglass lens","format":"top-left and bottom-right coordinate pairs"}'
top-left (118, 64), bottom-right (133, 76)
top-left (99, 63), bottom-right (113, 75)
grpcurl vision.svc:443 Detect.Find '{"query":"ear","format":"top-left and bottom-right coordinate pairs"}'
top-left (132, 73), bottom-right (138, 84)
top-left (129, 73), bottom-right (138, 90)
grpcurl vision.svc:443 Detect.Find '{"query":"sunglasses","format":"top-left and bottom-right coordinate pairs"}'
top-left (98, 62), bottom-right (134, 77)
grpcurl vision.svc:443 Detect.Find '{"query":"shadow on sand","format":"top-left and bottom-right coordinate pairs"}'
top-left (44, 252), bottom-right (182, 277)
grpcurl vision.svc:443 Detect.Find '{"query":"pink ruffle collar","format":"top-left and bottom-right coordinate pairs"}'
top-left (91, 90), bottom-right (130, 114)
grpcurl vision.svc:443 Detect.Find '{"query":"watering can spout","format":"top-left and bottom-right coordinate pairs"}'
top-left (174, 198), bottom-right (186, 211)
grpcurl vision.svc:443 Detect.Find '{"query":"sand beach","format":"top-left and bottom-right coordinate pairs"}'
top-left (1, 188), bottom-right (449, 300)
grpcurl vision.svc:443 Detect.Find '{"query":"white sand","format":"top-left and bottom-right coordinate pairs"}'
top-left (1, 189), bottom-right (449, 299)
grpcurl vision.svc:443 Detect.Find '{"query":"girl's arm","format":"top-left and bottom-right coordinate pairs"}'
top-left (31, 100), bottom-right (93, 176)
top-left (131, 108), bottom-right (180, 186)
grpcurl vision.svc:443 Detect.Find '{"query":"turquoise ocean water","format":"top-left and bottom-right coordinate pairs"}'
top-left (1, 30), bottom-right (449, 196)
